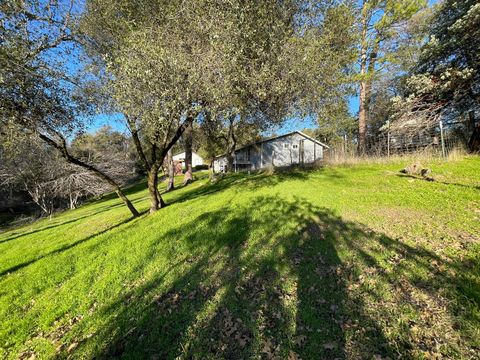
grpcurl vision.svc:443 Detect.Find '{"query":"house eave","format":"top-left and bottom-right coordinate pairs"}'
top-left (213, 130), bottom-right (329, 159)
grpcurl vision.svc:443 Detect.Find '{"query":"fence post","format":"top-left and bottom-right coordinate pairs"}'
top-left (387, 121), bottom-right (391, 158)
top-left (439, 120), bottom-right (446, 158)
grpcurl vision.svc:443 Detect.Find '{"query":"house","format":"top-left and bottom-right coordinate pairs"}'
top-left (213, 131), bottom-right (328, 173)
top-left (172, 152), bottom-right (204, 168)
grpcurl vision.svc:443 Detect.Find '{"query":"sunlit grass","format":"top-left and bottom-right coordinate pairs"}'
top-left (0, 156), bottom-right (479, 359)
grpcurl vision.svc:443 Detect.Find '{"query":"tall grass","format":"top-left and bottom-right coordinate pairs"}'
top-left (322, 146), bottom-right (469, 166)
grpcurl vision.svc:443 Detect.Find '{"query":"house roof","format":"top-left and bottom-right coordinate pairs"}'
top-left (215, 130), bottom-right (329, 159)
top-left (294, 131), bottom-right (330, 148)
top-left (172, 151), bottom-right (203, 159)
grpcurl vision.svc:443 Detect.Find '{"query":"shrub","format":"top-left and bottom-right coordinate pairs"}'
top-left (194, 164), bottom-right (209, 171)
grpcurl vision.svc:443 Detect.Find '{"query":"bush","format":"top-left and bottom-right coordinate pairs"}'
top-left (194, 164), bottom-right (209, 171)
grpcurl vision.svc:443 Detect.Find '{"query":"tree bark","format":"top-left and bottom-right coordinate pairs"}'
top-left (358, 6), bottom-right (368, 156)
top-left (166, 148), bottom-right (175, 192)
top-left (365, 41), bottom-right (378, 114)
top-left (69, 191), bottom-right (77, 210)
top-left (126, 115), bottom-right (150, 170)
top-left (27, 186), bottom-right (50, 215)
top-left (147, 167), bottom-right (164, 213)
top-left (226, 117), bottom-right (236, 172)
top-left (38, 132), bottom-right (140, 217)
top-left (183, 123), bottom-right (193, 185)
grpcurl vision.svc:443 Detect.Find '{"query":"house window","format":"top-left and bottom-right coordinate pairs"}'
top-left (284, 143), bottom-right (290, 149)
top-left (292, 144), bottom-right (298, 149)
top-left (246, 148), bottom-right (251, 161)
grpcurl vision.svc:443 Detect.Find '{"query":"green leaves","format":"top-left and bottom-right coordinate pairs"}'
top-left (391, 0), bottom-right (479, 133)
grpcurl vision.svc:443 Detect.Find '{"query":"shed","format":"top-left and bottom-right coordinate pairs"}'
top-left (172, 152), bottom-right (204, 168)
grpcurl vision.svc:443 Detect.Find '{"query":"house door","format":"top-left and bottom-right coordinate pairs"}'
top-left (299, 140), bottom-right (305, 164)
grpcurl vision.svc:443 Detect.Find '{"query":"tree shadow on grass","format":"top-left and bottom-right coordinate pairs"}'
top-left (0, 214), bottom-right (144, 278)
top-left (60, 195), bottom-right (478, 359)
top-left (65, 197), bottom-right (374, 359)
top-left (167, 170), bottom-right (311, 207)
top-left (0, 201), bottom-right (130, 244)
top-left (396, 173), bottom-right (480, 190)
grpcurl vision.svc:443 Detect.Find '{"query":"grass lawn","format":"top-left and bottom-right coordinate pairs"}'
top-left (0, 156), bottom-right (479, 359)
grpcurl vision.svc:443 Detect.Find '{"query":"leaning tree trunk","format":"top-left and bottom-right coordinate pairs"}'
top-left (38, 132), bottom-right (140, 217)
top-left (166, 148), bottom-right (175, 192)
top-left (103, 178), bottom-right (139, 216)
top-left (27, 186), bottom-right (50, 215)
top-left (183, 124), bottom-right (193, 185)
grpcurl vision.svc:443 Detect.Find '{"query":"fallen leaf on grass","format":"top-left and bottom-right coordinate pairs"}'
top-left (374, 355), bottom-right (392, 360)
top-left (18, 351), bottom-right (36, 360)
top-left (187, 290), bottom-right (197, 300)
top-left (171, 293), bottom-right (180, 304)
top-left (261, 339), bottom-right (275, 358)
top-left (294, 334), bottom-right (307, 347)
top-left (288, 350), bottom-right (301, 360)
top-left (67, 342), bottom-right (78, 353)
top-left (235, 333), bottom-right (250, 348)
top-left (323, 342), bottom-right (338, 350)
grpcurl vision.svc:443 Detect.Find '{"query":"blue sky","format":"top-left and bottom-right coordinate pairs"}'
top-left (88, 96), bottom-right (361, 137)
top-left (88, 96), bottom-right (359, 137)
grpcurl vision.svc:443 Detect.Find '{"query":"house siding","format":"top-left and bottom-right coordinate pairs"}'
top-left (213, 132), bottom-right (326, 172)
top-left (172, 152), bottom-right (204, 167)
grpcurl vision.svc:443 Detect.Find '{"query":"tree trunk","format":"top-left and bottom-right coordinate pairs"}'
top-left (183, 124), bottom-right (193, 185)
top-left (147, 171), bottom-right (158, 213)
top-left (114, 187), bottom-right (140, 216)
top-left (28, 186), bottom-right (51, 215)
top-left (69, 192), bottom-right (76, 209)
top-left (126, 116), bottom-right (150, 171)
top-left (365, 41), bottom-right (378, 115)
top-left (358, 4), bottom-right (369, 155)
top-left (127, 111), bottom-right (195, 213)
top-left (210, 158), bottom-right (215, 177)
top-left (226, 117), bottom-right (236, 172)
top-left (227, 148), bottom-right (235, 172)
top-left (468, 111), bottom-right (480, 151)
top-left (166, 148), bottom-right (175, 192)
top-left (38, 132), bottom-right (140, 217)
top-left (147, 167), bottom-right (165, 213)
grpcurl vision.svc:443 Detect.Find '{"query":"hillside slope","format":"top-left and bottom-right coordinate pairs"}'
top-left (1, 157), bottom-right (479, 359)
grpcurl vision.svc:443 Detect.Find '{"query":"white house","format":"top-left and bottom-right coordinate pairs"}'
top-left (172, 152), bottom-right (204, 168)
top-left (213, 131), bottom-right (328, 173)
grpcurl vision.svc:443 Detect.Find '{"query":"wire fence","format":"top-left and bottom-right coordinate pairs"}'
top-left (324, 118), bottom-right (472, 161)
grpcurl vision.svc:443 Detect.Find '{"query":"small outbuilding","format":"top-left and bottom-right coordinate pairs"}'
top-left (172, 152), bottom-right (204, 168)
top-left (213, 131), bottom-right (328, 173)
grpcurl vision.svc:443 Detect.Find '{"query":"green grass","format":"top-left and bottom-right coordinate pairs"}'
top-left (0, 156), bottom-right (479, 359)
